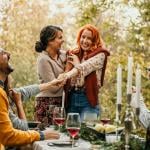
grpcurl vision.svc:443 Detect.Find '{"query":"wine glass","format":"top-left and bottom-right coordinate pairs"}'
top-left (100, 107), bottom-right (111, 140)
top-left (48, 105), bottom-right (56, 125)
top-left (83, 111), bottom-right (98, 126)
top-left (100, 107), bottom-right (110, 125)
top-left (53, 107), bottom-right (66, 131)
top-left (66, 113), bottom-right (81, 148)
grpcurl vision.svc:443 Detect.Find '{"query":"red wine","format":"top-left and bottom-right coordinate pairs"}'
top-left (67, 127), bottom-right (80, 138)
top-left (54, 118), bottom-right (65, 125)
top-left (101, 118), bottom-right (110, 125)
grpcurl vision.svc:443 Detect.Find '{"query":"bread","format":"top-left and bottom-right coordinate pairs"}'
top-left (94, 124), bottom-right (116, 133)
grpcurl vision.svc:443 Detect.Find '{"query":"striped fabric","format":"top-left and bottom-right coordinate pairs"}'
top-left (139, 99), bottom-right (150, 129)
top-left (131, 93), bottom-right (150, 129)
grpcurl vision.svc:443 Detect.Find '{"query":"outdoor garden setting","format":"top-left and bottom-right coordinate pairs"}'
top-left (0, 0), bottom-right (149, 150)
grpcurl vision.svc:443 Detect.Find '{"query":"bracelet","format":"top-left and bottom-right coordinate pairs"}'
top-left (39, 131), bottom-right (45, 141)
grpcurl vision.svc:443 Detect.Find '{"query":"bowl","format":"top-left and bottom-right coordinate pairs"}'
top-left (106, 134), bottom-right (121, 143)
top-left (28, 121), bottom-right (41, 128)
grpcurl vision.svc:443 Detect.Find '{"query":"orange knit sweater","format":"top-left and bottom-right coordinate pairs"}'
top-left (0, 87), bottom-right (40, 149)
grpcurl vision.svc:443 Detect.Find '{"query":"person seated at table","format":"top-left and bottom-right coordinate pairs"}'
top-left (59, 24), bottom-right (110, 120)
top-left (7, 75), bottom-right (65, 131)
top-left (0, 48), bottom-right (60, 149)
top-left (130, 67), bottom-right (150, 129)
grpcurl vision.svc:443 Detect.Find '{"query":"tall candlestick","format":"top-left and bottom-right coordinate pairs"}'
top-left (62, 91), bottom-right (65, 108)
top-left (116, 105), bottom-right (119, 122)
top-left (117, 64), bottom-right (122, 104)
top-left (135, 64), bottom-right (141, 108)
top-left (127, 53), bottom-right (133, 94)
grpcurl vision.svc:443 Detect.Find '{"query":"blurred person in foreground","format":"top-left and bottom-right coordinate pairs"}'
top-left (0, 48), bottom-right (61, 150)
top-left (131, 67), bottom-right (150, 129)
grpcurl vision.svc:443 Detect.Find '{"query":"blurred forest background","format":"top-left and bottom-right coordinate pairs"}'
top-left (0, 0), bottom-right (149, 131)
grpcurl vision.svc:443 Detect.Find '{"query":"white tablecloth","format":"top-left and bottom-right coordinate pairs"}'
top-left (33, 134), bottom-right (91, 150)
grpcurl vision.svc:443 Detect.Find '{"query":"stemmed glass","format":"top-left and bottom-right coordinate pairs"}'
top-left (83, 111), bottom-right (98, 125)
top-left (66, 113), bottom-right (81, 148)
top-left (100, 107), bottom-right (110, 125)
top-left (100, 107), bottom-right (111, 141)
top-left (48, 105), bottom-right (56, 125)
top-left (53, 107), bottom-right (66, 132)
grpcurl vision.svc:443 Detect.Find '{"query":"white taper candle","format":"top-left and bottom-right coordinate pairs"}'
top-left (117, 64), bottom-right (122, 104)
top-left (127, 52), bottom-right (133, 94)
top-left (135, 64), bottom-right (141, 108)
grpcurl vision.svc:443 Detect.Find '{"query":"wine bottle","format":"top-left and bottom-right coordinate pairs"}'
top-left (145, 123), bottom-right (150, 150)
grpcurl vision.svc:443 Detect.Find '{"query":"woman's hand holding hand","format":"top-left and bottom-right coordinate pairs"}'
top-left (9, 89), bottom-right (22, 105)
top-left (67, 53), bottom-right (80, 66)
top-left (50, 78), bottom-right (64, 86)
top-left (57, 73), bottom-right (67, 86)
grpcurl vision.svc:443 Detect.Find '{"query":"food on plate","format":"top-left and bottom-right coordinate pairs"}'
top-left (94, 124), bottom-right (118, 133)
top-left (94, 123), bottom-right (105, 132)
top-left (105, 124), bottom-right (116, 133)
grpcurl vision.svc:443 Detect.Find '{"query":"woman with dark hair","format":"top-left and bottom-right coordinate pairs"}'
top-left (61, 24), bottom-right (110, 120)
top-left (35, 25), bottom-right (66, 124)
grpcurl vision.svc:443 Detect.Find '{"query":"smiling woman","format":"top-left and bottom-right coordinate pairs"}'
top-left (34, 25), bottom-right (67, 125)
top-left (63, 24), bottom-right (110, 121)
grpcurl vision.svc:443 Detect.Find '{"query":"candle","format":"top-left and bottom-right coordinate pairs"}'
top-left (62, 91), bottom-right (65, 108)
top-left (117, 64), bottom-right (122, 104)
top-left (127, 53), bottom-right (133, 94)
top-left (135, 64), bottom-right (141, 108)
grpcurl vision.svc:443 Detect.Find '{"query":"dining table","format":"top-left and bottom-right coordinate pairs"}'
top-left (32, 132), bottom-right (91, 150)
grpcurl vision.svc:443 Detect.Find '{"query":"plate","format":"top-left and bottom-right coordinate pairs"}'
top-left (107, 127), bottom-right (124, 134)
top-left (94, 124), bottom-right (124, 134)
top-left (47, 140), bottom-right (72, 147)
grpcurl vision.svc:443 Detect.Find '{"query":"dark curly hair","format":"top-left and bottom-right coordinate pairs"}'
top-left (35, 25), bottom-right (63, 52)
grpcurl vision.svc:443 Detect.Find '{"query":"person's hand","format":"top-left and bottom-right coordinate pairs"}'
top-left (40, 78), bottom-right (67, 91)
top-left (51, 77), bottom-right (66, 87)
top-left (43, 129), bottom-right (60, 140)
top-left (67, 53), bottom-right (80, 66)
top-left (57, 73), bottom-right (68, 80)
top-left (9, 89), bottom-right (22, 105)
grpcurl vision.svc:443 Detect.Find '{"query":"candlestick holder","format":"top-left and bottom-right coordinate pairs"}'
top-left (135, 107), bottom-right (141, 128)
top-left (124, 94), bottom-right (136, 150)
top-left (115, 104), bottom-right (121, 141)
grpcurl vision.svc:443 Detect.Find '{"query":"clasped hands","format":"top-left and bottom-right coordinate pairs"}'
top-left (53, 53), bottom-right (80, 87)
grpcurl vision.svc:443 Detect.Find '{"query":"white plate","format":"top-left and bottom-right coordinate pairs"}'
top-left (48, 140), bottom-right (72, 147)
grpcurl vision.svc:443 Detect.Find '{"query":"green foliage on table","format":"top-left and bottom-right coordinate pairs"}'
top-left (54, 124), bottom-right (67, 133)
top-left (80, 123), bottom-right (105, 141)
top-left (80, 123), bottom-right (146, 150)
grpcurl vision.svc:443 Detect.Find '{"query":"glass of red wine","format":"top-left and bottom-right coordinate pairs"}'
top-left (53, 107), bottom-right (66, 132)
top-left (100, 108), bottom-right (110, 125)
top-left (100, 108), bottom-right (111, 140)
top-left (66, 113), bottom-right (81, 148)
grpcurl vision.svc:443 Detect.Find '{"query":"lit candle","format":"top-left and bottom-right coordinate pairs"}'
top-left (135, 64), bottom-right (141, 108)
top-left (117, 64), bottom-right (122, 104)
top-left (62, 91), bottom-right (65, 108)
top-left (127, 53), bottom-right (133, 94)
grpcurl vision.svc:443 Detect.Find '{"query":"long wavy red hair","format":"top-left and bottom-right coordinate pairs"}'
top-left (76, 24), bottom-right (104, 51)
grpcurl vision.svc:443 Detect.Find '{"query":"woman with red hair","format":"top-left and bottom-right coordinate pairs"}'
top-left (62, 24), bottom-right (110, 120)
